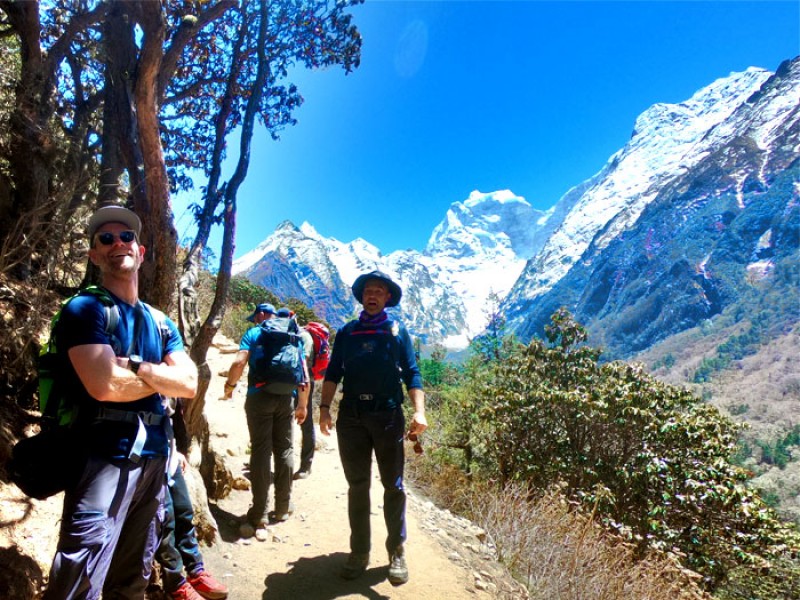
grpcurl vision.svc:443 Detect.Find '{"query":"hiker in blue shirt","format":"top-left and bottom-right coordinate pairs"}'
top-left (319, 270), bottom-right (427, 586)
top-left (223, 303), bottom-right (309, 530)
top-left (44, 206), bottom-right (198, 600)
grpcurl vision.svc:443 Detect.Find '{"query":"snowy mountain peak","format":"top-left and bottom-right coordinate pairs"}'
top-left (506, 65), bottom-right (778, 308)
top-left (631, 67), bottom-right (771, 140)
top-left (465, 188), bottom-right (522, 207)
top-left (298, 221), bottom-right (321, 239)
top-left (425, 190), bottom-right (546, 259)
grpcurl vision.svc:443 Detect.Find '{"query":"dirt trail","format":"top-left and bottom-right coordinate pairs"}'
top-left (198, 337), bottom-right (504, 599)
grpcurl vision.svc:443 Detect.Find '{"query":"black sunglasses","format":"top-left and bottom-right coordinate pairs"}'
top-left (96, 230), bottom-right (137, 245)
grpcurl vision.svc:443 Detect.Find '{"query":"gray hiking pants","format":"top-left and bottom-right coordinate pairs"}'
top-left (43, 454), bottom-right (167, 600)
top-left (245, 390), bottom-right (294, 524)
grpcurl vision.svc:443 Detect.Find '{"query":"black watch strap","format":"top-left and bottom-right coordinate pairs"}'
top-left (129, 354), bottom-right (143, 374)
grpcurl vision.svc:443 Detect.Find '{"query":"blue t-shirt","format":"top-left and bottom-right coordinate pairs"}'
top-left (57, 290), bottom-right (184, 459)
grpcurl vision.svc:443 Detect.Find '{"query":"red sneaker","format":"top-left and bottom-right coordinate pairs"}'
top-left (169, 581), bottom-right (204, 600)
top-left (187, 570), bottom-right (229, 600)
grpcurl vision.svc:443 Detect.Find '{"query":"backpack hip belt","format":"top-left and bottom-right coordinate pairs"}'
top-left (342, 393), bottom-right (401, 412)
top-left (94, 406), bottom-right (169, 463)
top-left (95, 406), bottom-right (167, 426)
top-left (345, 393), bottom-right (399, 402)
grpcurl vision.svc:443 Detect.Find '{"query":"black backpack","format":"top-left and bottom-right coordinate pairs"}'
top-left (340, 320), bottom-right (403, 400)
top-left (248, 316), bottom-right (305, 394)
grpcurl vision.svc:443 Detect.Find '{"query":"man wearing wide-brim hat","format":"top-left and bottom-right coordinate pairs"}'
top-left (319, 269), bottom-right (427, 586)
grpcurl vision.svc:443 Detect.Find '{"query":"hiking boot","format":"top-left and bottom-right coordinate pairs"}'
top-left (387, 545), bottom-right (409, 585)
top-left (245, 507), bottom-right (269, 527)
top-left (169, 581), bottom-right (204, 600)
top-left (269, 502), bottom-right (295, 523)
top-left (293, 467), bottom-right (311, 480)
top-left (238, 522), bottom-right (255, 538)
top-left (340, 552), bottom-right (369, 580)
top-left (187, 569), bottom-right (228, 600)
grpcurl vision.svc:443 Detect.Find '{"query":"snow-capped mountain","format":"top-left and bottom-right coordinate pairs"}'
top-left (506, 57), bottom-right (800, 356)
top-left (234, 57), bottom-right (799, 355)
top-left (505, 66), bottom-right (776, 308)
top-left (233, 190), bottom-right (546, 349)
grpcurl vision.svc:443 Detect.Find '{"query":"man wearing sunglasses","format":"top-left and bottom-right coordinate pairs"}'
top-left (44, 205), bottom-right (198, 600)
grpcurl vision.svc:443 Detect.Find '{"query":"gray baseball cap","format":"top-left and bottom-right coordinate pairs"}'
top-left (88, 206), bottom-right (142, 239)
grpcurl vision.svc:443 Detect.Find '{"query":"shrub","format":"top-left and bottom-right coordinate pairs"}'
top-left (477, 308), bottom-right (800, 595)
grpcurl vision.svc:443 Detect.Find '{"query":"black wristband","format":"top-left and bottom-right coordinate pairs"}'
top-left (129, 354), bottom-right (143, 374)
top-left (320, 404), bottom-right (331, 410)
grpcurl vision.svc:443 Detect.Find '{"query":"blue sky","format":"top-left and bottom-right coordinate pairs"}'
top-left (173, 0), bottom-right (800, 259)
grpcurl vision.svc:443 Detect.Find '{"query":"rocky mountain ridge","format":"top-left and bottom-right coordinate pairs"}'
top-left (234, 57), bottom-right (799, 357)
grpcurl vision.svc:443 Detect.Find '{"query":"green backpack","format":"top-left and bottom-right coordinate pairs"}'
top-left (38, 286), bottom-right (122, 427)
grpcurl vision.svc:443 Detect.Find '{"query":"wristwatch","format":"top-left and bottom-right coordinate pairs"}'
top-left (129, 354), bottom-right (143, 374)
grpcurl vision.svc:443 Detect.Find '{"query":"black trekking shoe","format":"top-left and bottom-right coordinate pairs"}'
top-left (292, 467), bottom-right (311, 480)
top-left (268, 502), bottom-right (295, 523)
top-left (340, 552), bottom-right (369, 580)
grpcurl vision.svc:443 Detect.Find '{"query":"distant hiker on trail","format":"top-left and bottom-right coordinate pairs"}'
top-left (155, 402), bottom-right (228, 600)
top-left (44, 206), bottom-right (198, 600)
top-left (319, 270), bottom-right (427, 586)
top-left (295, 323), bottom-right (316, 479)
top-left (223, 303), bottom-right (309, 531)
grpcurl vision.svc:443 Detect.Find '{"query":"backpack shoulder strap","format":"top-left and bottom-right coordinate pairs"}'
top-left (341, 320), bottom-right (358, 336)
top-left (386, 320), bottom-right (401, 366)
top-left (140, 301), bottom-right (171, 356)
top-left (73, 286), bottom-right (122, 352)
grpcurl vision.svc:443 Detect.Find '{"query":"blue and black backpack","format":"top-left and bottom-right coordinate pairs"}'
top-left (11, 286), bottom-right (169, 499)
top-left (39, 286), bottom-right (170, 427)
top-left (340, 319), bottom-right (403, 402)
top-left (249, 316), bottom-right (306, 394)
top-left (38, 286), bottom-right (119, 427)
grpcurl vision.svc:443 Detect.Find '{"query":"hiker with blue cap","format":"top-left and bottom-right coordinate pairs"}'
top-left (319, 270), bottom-right (427, 586)
top-left (43, 205), bottom-right (198, 599)
top-left (224, 301), bottom-right (309, 530)
top-left (245, 303), bottom-right (277, 323)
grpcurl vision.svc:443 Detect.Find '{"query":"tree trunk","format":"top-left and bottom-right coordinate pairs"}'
top-left (178, 1), bottom-right (267, 496)
top-left (131, 0), bottom-right (177, 312)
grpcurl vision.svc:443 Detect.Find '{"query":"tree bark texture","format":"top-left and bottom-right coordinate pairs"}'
top-left (130, 1), bottom-right (177, 311)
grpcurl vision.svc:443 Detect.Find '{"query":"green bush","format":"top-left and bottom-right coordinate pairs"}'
top-left (756, 426), bottom-right (800, 470)
top-left (476, 308), bottom-right (800, 595)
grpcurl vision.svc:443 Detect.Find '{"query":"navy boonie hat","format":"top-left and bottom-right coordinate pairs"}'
top-left (351, 270), bottom-right (402, 307)
top-left (276, 307), bottom-right (292, 318)
top-left (246, 303), bottom-right (276, 322)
